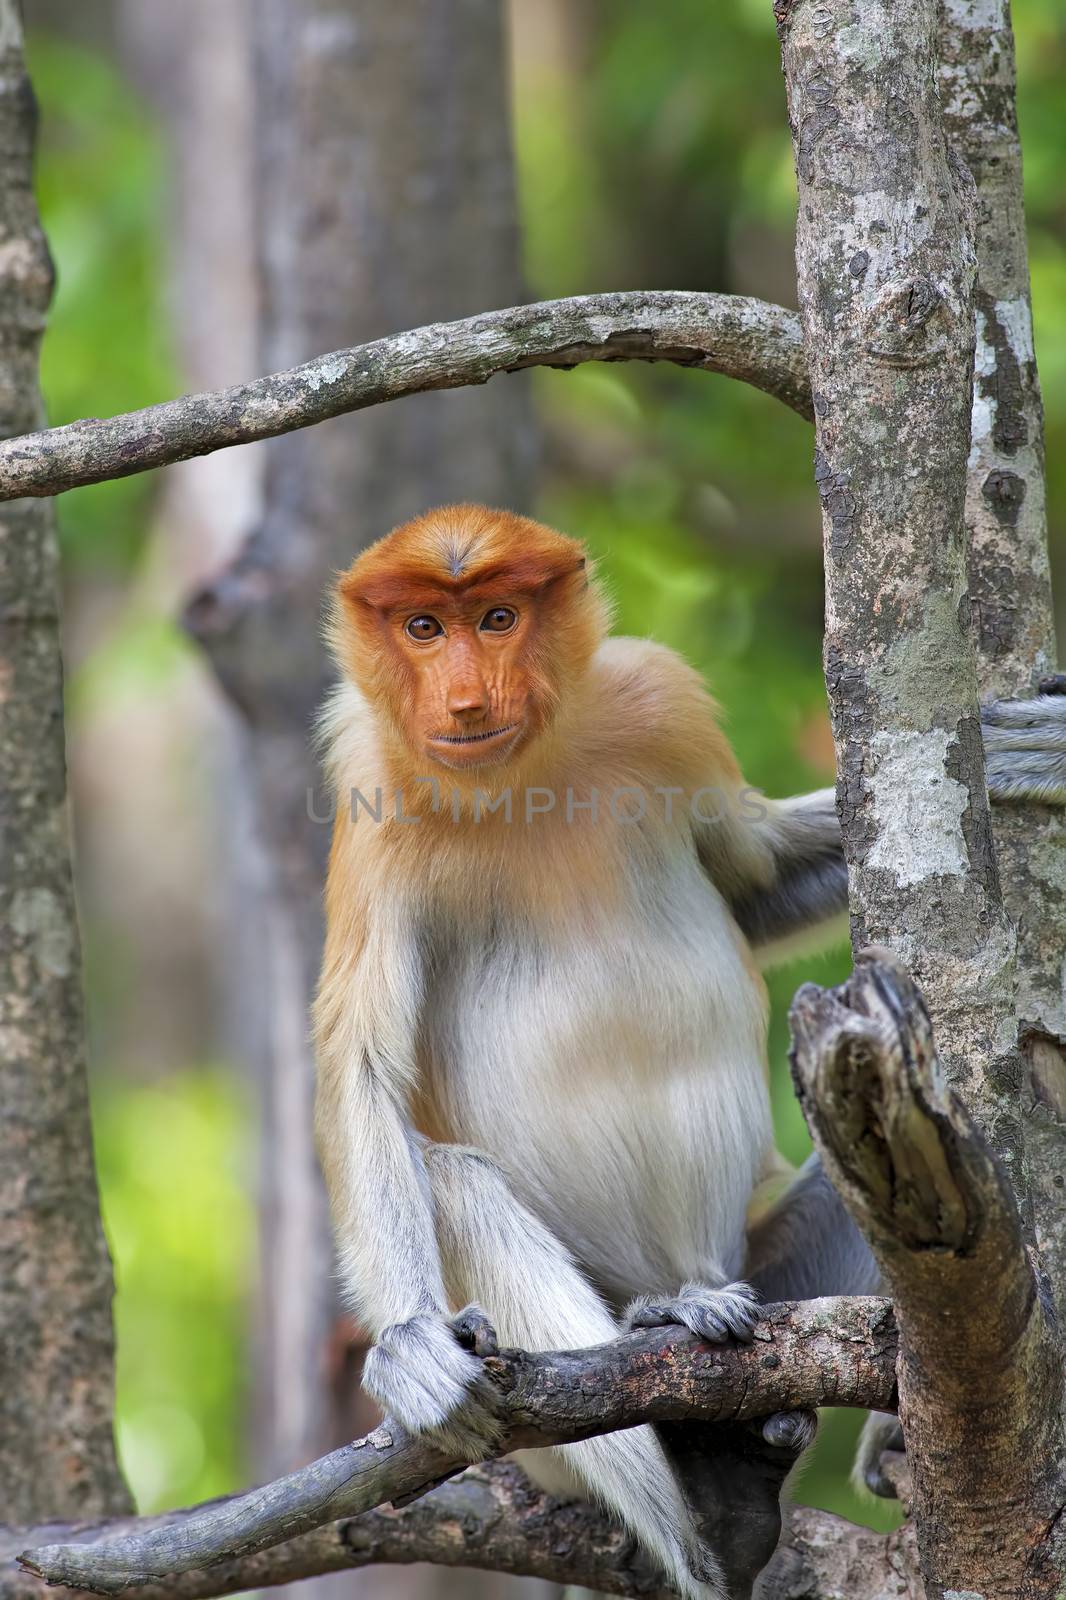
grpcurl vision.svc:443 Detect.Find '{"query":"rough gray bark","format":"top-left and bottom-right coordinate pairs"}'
top-left (790, 955), bottom-right (1062, 1600)
top-left (939, 0), bottom-right (1066, 1322)
top-left (778, 0), bottom-right (1010, 1090)
top-left (0, 0), bottom-right (129, 1524)
top-left (17, 1301), bottom-right (897, 1591)
top-left (778, 0), bottom-right (1066, 1594)
top-left (6, 1468), bottom-right (919, 1600)
top-left (939, 0), bottom-right (1055, 691)
top-left (0, 292), bottom-right (811, 500)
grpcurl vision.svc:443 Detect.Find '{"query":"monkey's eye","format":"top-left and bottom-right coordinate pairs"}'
top-left (480, 606), bottom-right (518, 634)
top-left (405, 615), bottom-right (443, 641)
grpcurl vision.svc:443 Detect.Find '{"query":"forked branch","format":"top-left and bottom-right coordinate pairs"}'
top-left (0, 292), bottom-right (811, 501)
top-left (19, 1300), bottom-right (895, 1594)
top-left (789, 952), bottom-right (1064, 1600)
top-left (5, 1466), bottom-right (921, 1600)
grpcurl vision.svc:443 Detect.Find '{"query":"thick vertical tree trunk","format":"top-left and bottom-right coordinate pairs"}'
top-left (779, 0), bottom-right (1018, 1110)
top-left (185, 0), bottom-right (537, 1509)
top-left (780, 0), bottom-right (1066, 1593)
top-left (939, 0), bottom-right (1066, 1316)
top-left (0, 0), bottom-right (129, 1524)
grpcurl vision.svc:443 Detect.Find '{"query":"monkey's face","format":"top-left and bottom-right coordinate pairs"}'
top-left (332, 505), bottom-right (611, 773)
top-left (384, 594), bottom-right (547, 770)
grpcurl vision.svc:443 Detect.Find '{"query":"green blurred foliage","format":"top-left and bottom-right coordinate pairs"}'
top-left (28, 33), bottom-right (176, 572)
top-left (28, 0), bottom-right (1066, 1542)
top-left (92, 1072), bottom-right (255, 1513)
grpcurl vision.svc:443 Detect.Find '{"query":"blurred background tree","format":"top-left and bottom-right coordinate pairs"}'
top-left (21, 0), bottom-right (1065, 1591)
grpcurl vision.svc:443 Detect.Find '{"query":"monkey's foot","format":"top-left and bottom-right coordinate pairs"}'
top-left (854, 1410), bottom-right (905, 1498)
top-left (623, 1280), bottom-right (758, 1343)
top-left (362, 1307), bottom-right (503, 1459)
top-left (759, 1409), bottom-right (817, 1452)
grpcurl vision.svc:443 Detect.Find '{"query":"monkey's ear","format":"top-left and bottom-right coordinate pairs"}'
top-left (334, 566), bottom-right (415, 616)
top-left (539, 553), bottom-right (589, 595)
top-left (532, 553), bottom-right (586, 590)
top-left (335, 569), bottom-right (370, 612)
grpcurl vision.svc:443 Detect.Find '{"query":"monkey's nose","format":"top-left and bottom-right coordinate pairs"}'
top-left (447, 685), bottom-right (490, 719)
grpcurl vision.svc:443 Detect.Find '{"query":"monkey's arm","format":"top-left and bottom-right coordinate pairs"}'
top-left (713, 688), bottom-right (1066, 961)
top-left (316, 1030), bottom-right (500, 1457)
top-left (724, 787), bottom-right (847, 962)
top-left (313, 893), bottom-right (501, 1458)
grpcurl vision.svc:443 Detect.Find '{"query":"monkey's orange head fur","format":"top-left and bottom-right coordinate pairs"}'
top-left (330, 504), bottom-right (610, 772)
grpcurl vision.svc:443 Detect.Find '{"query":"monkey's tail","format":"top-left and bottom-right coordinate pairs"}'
top-left (426, 1144), bottom-right (725, 1600)
top-left (516, 1434), bottom-right (725, 1600)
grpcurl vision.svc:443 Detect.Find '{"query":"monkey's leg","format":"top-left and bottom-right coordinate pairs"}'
top-left (744, 1151), bottom-right (881, 1301)
top-left (655, 1411), bottom-right (816, 1600)
top-left (423, 1143), bottom-right (724, 1600)
top-left (854, 1412), bottom-right (905, 1498)
top-left (620, 1279), bottom-right (815, 1599)
top-left (745, 1152), bottom-right (901, 1512)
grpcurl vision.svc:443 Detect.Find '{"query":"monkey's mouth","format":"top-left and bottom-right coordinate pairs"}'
top-left (430, 722), bottom-right (520, 746)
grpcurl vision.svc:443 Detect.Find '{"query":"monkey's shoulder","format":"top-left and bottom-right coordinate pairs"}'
top-left (586, 636), bottom-right (741, 789)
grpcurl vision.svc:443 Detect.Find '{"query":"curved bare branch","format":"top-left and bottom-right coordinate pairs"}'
top-left (0, 292), bottom-right (811, 502)
top-left (20, 1299), bottom-right (896, 1594)
top-left (4, 1464), bottom-right (921, 1600)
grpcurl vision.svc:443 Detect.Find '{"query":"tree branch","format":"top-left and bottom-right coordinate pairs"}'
top-left (0, 291), bottom-right (806, 502)
top-left (0, 294), bottom-right (806, 502)
top-left (940, 0), bottom-right (1066, 1339)
top-left (0, 292), bottom-right (811, 502)
top-left (4, 1466), bottom-right (922, 1600)
top-left (789, 952), bottom-right (1064, 1600)
top-left (19, 1299), bottom-right (896, 1594)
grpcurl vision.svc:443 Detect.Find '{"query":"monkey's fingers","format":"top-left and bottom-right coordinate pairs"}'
top-left (362, 1315), bottom-right (503, 1461)
top-left (451, 1303), bottom-right (499, 1358)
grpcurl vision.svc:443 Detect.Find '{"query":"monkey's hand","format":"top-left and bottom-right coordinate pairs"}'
top-left (622, 1280), bottom-right (758, 1343)
top-left (983, 679), bottom-right (1066, 805)
top-left (361, 1304), bottom-right (503, 1459)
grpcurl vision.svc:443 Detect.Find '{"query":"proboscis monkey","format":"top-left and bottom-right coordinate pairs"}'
top-left (313, 503), bottom-right (1066, 1598)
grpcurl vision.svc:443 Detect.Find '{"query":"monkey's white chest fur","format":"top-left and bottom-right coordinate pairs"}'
top-left (418, 847), bottom-right (771, 1307)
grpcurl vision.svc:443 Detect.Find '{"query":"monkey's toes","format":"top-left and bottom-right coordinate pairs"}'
top-left (451, 1303), bottom-right (499, 1357)
top-left (624, 1281), bottom-right (758, 1343)
top-left (855, 1413), bottom-right (905, 1498)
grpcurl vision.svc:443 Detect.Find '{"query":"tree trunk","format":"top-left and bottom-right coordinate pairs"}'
top-left (779, 0), bottom-right (1066, 1593)
top-left (182, 0), bottom-right (538, 1569)
top-left (0, 0), bottom-right (129, 1524)
top-left (939, 0), bottom-right (1066, 1320)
